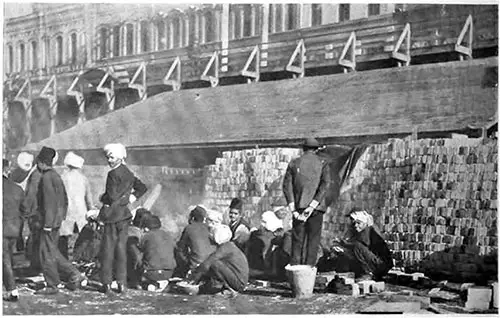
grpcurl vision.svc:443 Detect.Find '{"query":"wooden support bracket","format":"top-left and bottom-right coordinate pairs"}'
top-left (67, 71), bottom-right (86, 124)
top-left (455, 15), bottom-right (473, 60)
top-left (241, 45), bottom-right (260, 83)
top-left (339, 32), bottom-right (356, 73)
top-left (286, 39), bottom-right (306, 78)
top-left (201, 51), bottom-right (219, 87)
top-left (96, 68), bottom-right (115, 111)
top-left (13, 78), bottom-right (33, 143)
top-left (129, 62), bottom-right (148, 101)
top-left (392, 23), bottom-right (411, 67)
top-left (163, 56), bottom-right (182, 91)
top-left (40, 75), bottom-right (58, 136)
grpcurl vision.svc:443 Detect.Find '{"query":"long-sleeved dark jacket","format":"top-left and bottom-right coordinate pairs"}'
top-left (191, 241), bottom-right (249, 288)
top-left (140, 228), bottom-right (176, 271)
top-left (282, 151), bottom-right (332, 212)
top-left (37, 168), bottom-right (68, 229)
top-left (176, 221), bottom-right (216, 268)
top-left (3, 176), bottom-right (25, 238)
top-left (99, 164), bottom-right (147, 223)
top-left (21, 168), bottom-right (42, 218)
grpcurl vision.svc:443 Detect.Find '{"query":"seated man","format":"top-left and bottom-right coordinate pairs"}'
top-left (227, 198), bottom-right (251, 251)
top-left (322, 209), bottom-right (392, 281)
top-left (188, 224), bottom-right (248, 295)
top-left (127, 208), bottom-right (152, 287)
top-left (174, 205), bottom-right (216, 278)
top-left (246, 211), bottom-right (291, 281)
top-left (130, 215), bottom-right (176, 290)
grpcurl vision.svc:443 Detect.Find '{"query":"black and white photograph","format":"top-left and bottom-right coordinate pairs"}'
top-left (2, 1), bottom-right (498, 315)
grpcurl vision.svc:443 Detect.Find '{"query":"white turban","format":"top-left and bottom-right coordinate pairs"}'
top-left (212, 224), bottom-right (232, 245)
top-left (206, 209), bottom-right (223, 224)
top-left (350, 210), bottom-right (374, 226)
top-left (261, 211), bottom-right (283, 232)
top-left (64, 152), bottom-right (84, 169)
top-left (17, 152), bottom-right (34, 171)
top-left (103, 143), bottom-right (127, 159)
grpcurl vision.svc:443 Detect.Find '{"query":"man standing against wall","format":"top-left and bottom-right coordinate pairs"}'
top-left (283, 137), bottom-right (332, 266)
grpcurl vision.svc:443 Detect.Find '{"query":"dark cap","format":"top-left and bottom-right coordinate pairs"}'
top-left (303, 137), bottom-right (320, 149)
top-left (229, 198), bottom-right (243, 210)
top-left (190, 205), bottom-right (207, 220)
top-left (142, 214), bottom-right (162, 230)
top-left (133, 208), bottom-right (152, 227)
top-left (37, 146), bottom-right (56, 166)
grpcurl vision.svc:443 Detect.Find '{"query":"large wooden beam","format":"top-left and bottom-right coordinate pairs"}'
top-left (21, 57), bottom-right (498, 152)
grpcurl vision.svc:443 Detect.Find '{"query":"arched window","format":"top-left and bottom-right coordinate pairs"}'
top-left (242, 5), bottom-right (252, 37)
top-left (157, 20), bottom-right (166, 50)
top-left (56, 35), bottom-right (63, 65)
top-left (70, 33), bottom-right (77, 64)
top-left (339, 4), bottom-right (350, 22)
top-left (172, 17), bottom-right (180, 48)
top-left (8, 45), bottom-right (14, 73)
top-left (44, 38), bottom-right (50, 68)
top-left (205, 11), bottom-right (215, 42)
top-left (311, 4), bottom-right (322, 26)
top-left (126, 23), bottom-right (134, 55)
top-left (112, 26), bottom-right (120, 57)
top-left (31, 41), bottom-right (38, 69)
top-left (269, 4), bottom-right (283, 33)
top-left (141, 21), bottom-right (149, 53)
top-left (19, 43), bottom-right (26, 71)
top-left (100, 28), bottom-right (107, 59)
top-left (286, 4), bottom-right (299, 30)
top-left (233, 7), bottom-right (241, 39)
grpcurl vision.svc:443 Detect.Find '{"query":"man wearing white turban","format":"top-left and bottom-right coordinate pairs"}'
top-left (98, 143), bottom-right (147, 294)
top-left (325, 208), bottom-right (392, 281)
top-left (59, 152), bottom-right (94, 260)
top-left (188, 224), bottom-right (249, 295)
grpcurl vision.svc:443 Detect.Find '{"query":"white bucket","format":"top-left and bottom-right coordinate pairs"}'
top-left (285, 264), bottom-right (317, 299)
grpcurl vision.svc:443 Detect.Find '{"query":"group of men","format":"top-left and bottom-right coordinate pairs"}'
top-left (3, 137), bottom-right (393, 301)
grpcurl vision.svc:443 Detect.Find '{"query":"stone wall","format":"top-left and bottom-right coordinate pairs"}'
top-left (202, 137), bottom-right (498, 280)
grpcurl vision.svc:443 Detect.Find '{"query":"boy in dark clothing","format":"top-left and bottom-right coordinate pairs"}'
top-left (133, 215), bottom-right (176, 290)
top-left (189, 224), bottom-right (248, 294)
top-left (3, 159), bottom-right (25, 301)
top-left (175, 205), bottom-right (216, 278)
top-left (98, 143), bottom-right (147, 294)
top-left (34, 147), bottom-right (86, 295)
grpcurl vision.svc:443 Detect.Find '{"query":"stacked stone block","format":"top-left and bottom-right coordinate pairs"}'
top-left (202, 137), bottom-right (497, 279)
top-left (202, 148), bottom-right (301, 226)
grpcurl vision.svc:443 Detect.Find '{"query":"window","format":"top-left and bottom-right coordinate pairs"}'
top-left (141, 21), bottom-right (149, 53)
top-left (31, 41), bottom-right (38, 69)
top-left (311, 4), bottom-right (322, 26)
top-left (44, 38), bottom-right (50, 67)
top-left (157, 21), bottom-right (166, 50)
top-left (70, 33), bottom-right (77, 64)
top-left (112, 26), bottom-right (120, 57)
top-left (368, 4), bottom-right (380, 16)
top-left (19, 43), bottom-right (26, 71)
top-left (8, 45), bottom-right (13, 73)
top-left (172, 17), bottom-right (180, 48)
top-left (100, 28), bottom-right (107, 59)
top-left (339, 4), bottom-right (350, 22)
top-left (288, 4), bottom-right (300, 30)
top-left (205, 11), bottom-right (215, 42)
top-left (275, 4), bottom-right (283, 32)
top-left (243, 5), bottom-right (252, 37)
top-left (126, 23), bottom-right (134, 55)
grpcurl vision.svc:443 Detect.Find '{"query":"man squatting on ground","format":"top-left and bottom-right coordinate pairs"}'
top-left (283, 137), bottom-right (333, 266)
top-left (3, 159), bottom-right (26, 301)
top-left (97, 143), bottom-right (147, 293)
top-left (227, 198), bottom-right (251, 251)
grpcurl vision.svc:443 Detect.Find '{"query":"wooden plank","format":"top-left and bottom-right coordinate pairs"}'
top-left (21, 57), bottom-right (498, 151)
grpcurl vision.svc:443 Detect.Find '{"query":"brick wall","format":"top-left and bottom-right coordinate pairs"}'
top-left (202, 137), bottom-right (498, 280)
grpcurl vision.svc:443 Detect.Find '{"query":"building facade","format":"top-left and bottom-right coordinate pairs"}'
top-left (3, 3), bottom-right (497, 152)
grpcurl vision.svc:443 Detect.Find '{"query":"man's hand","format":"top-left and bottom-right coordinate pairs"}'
top-left (292, 211), bottom-right (300, 220)
top-left (332, 246), bottom-right (344, 253)
top-left (129, 194), bottom-right (137, 204)
top-left (42, 227), bottom-right (52, 232)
